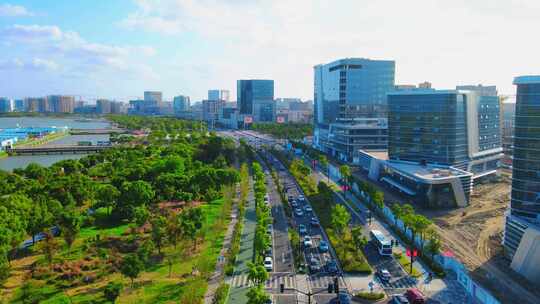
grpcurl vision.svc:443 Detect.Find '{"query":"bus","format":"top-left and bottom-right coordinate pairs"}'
top-left (370, 229), bottom-right (392, 256)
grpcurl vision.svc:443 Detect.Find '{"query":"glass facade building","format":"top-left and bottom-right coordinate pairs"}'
top-left (313, 58), bottom-right (395, 162)
top-left (385, 89), bottom-right (502, 207)
top-left (504, 75), bottom-right (540, 267)
top-left (173, 95), bottom-right (190, 113)
top-left (237, 79), bottom-right (274, 122)
top-left (388, 90), bottom-right (469, 168)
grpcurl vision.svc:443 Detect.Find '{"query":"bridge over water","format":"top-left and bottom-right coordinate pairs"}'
top-left (6, 144), bottom-right (113, 155)
top-left (68, 128), bottom-right (129, 135)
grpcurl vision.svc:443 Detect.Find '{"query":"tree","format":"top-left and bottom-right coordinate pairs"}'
top-left (103, 281), bottom-right (123, 303)
top-left (150, 215), bottom-right (167, 255)
top-left (413, 215), bottom-right (433, 246)
top-left (136, 239), bottom-right (154, 266)
top-left (117, 181), bottom-right (155, 219)
top-left (39, 232), bottom-right (59, 267)
top-left (246, 285), bottom-right (270, 304)
top-left (120, 254), bottom-right (144, 288)
top-left (95, 184), bottom-right (120, 215)
top-left (390, 203), bottom-right (403, 227)
top-left (331, 204), bottom-right (351, 236)
top-left (247, 262), bottom-right (269, 286)
top-left (58, 208), bottom-right (82, 251)
top-left (372, 191), bottom-right (384, 209)
top-left (0, 205), bottom-right (27, 263)
top-left (181, 207), bottom-right (204, 250)
top-left (27, 198), bottom-right (58, 246)
top-left (133, 205), bottom-right (150, 227)
top-left (425, 235), bottom-right (442, 259)
top-left (339, 165), bottom-right (351, 189)
top-left (351, 226), bottom-right (368, 251)
top-left (167, 213), bottom-right (182, 249)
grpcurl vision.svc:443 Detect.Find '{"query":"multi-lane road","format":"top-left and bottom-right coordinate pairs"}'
top-left (222, 129), bottom-right (420, 303)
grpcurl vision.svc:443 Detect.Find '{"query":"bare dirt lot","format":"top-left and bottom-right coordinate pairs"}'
top-left (421, 175), bottom-right (540, 304)
top-left (423, 177), bottom-right (509, 268)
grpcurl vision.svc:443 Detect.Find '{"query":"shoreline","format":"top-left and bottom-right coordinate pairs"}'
top-left (13, 131), bottom-right (69, 148)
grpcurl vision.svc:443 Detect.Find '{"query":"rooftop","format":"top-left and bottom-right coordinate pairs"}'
top-left (386, 160), bottom-right (471, 181)
top-left (513, 75), bottom-right (540, 85)
top-left (360, 149), bottom-right (388, 160)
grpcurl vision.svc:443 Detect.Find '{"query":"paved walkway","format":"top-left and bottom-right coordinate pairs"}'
top-left (227, 178), bottom-right (257, 303)
top-left (203, 189), bottom-right (240, 304)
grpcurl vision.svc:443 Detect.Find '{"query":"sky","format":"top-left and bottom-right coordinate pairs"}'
top-left (1, 0), bottom-right (539, 102)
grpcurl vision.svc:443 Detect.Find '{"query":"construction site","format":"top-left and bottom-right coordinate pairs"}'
top-left (420, 173), bottom-right (540, 303)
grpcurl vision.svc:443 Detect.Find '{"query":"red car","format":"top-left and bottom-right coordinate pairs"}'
top-left (405, 288), bottom-right (425, 304)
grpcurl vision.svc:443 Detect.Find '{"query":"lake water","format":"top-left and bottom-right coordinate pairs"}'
top-left (0, 117), bottom-right (111, 171)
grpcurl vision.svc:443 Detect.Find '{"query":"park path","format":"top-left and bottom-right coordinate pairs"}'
top-left (226, 177), bottom-right (257, 303)
top-left (203, 187), bottom-right (240, 304)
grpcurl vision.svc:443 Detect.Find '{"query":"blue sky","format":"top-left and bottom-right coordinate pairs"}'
top-left (1, 0), bottom-right (540, 102)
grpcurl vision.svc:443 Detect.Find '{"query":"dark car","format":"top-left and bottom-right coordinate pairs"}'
top-left (309, 257), bottom-right (321, 273)
top-left (310, 217), bottom-right (320, 226)
top-left (326, 260), bottom-right (339, 274)
top-left (330, 292), bottom-right (352, 304)
top-left (392, 295), bottom-right (410, 304)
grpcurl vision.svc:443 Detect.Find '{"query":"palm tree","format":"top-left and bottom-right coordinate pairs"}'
top-left (390, 203), bottom-right (403, 227)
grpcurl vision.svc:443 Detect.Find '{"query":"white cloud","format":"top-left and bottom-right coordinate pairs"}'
top-left (120, 0), bottom-right (540, 99)
top-left (0, 24), bottom-right (157, 74)
top-left (0, 57), bottom-right (58, 71)
top-left (0, 4), bottom-right (34, 17)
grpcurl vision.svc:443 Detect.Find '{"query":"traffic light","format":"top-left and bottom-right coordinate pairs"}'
top-left (333, 277), bottom-right (339, 293)
top-left (280, 283), bottom-right (284, 293)
top-left (327, 283), bottom-right (333, 293)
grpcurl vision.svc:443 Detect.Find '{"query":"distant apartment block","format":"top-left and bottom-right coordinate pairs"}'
top-left (47, 95), bottom-right (75, 113)
top-left (96, 99), bottom-right (112, 114)
top-left (0, 98), bottom-right (14, 112)
top-left (238, 79), bottom-right (275, 123)
top-left (313, 58), bottom-right (395, 162)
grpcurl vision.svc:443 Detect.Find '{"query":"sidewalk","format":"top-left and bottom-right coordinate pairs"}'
top-left (227, 178), bottom-right (257, 303)
top-left (203, 191), bottom-right (240, 304)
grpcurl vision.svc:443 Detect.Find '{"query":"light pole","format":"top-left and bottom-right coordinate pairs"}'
top-left (279, 276), bottom-right (341, 304)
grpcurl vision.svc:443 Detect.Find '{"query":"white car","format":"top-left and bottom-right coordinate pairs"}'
top-left (303, 235), bottom-right (313, 248)
top-left (304, 205), bottom-right (313, 213)
top-left (264, 256), bottom-right (273, 271)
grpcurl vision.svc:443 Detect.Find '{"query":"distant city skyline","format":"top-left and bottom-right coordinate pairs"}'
top-left (1, 1), bottom-right (540, 101)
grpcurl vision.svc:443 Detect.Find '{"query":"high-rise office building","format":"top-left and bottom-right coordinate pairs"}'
top-left (144, 91), bottom-right (162, 107)
top-left (208, 90), bottom-right (230, 102)
top-left (504, 75), bottom-right (540, 285)
top-left (203, 99), bottom-right (226, 127)
top-left (96, 99), bottom-right (112, 114)
top-left (237, 80), bottom-right (275, 122)
top-left (313, 58), bottom-right (395, 162)
top-left (48, 95), bottom-right (75, 113)
top-left (173, 95), bottom-right (191, 113)
top-left (0, 98), bottom-right (13, 112)
top-left (383, 89), bottom-right (502, 207)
